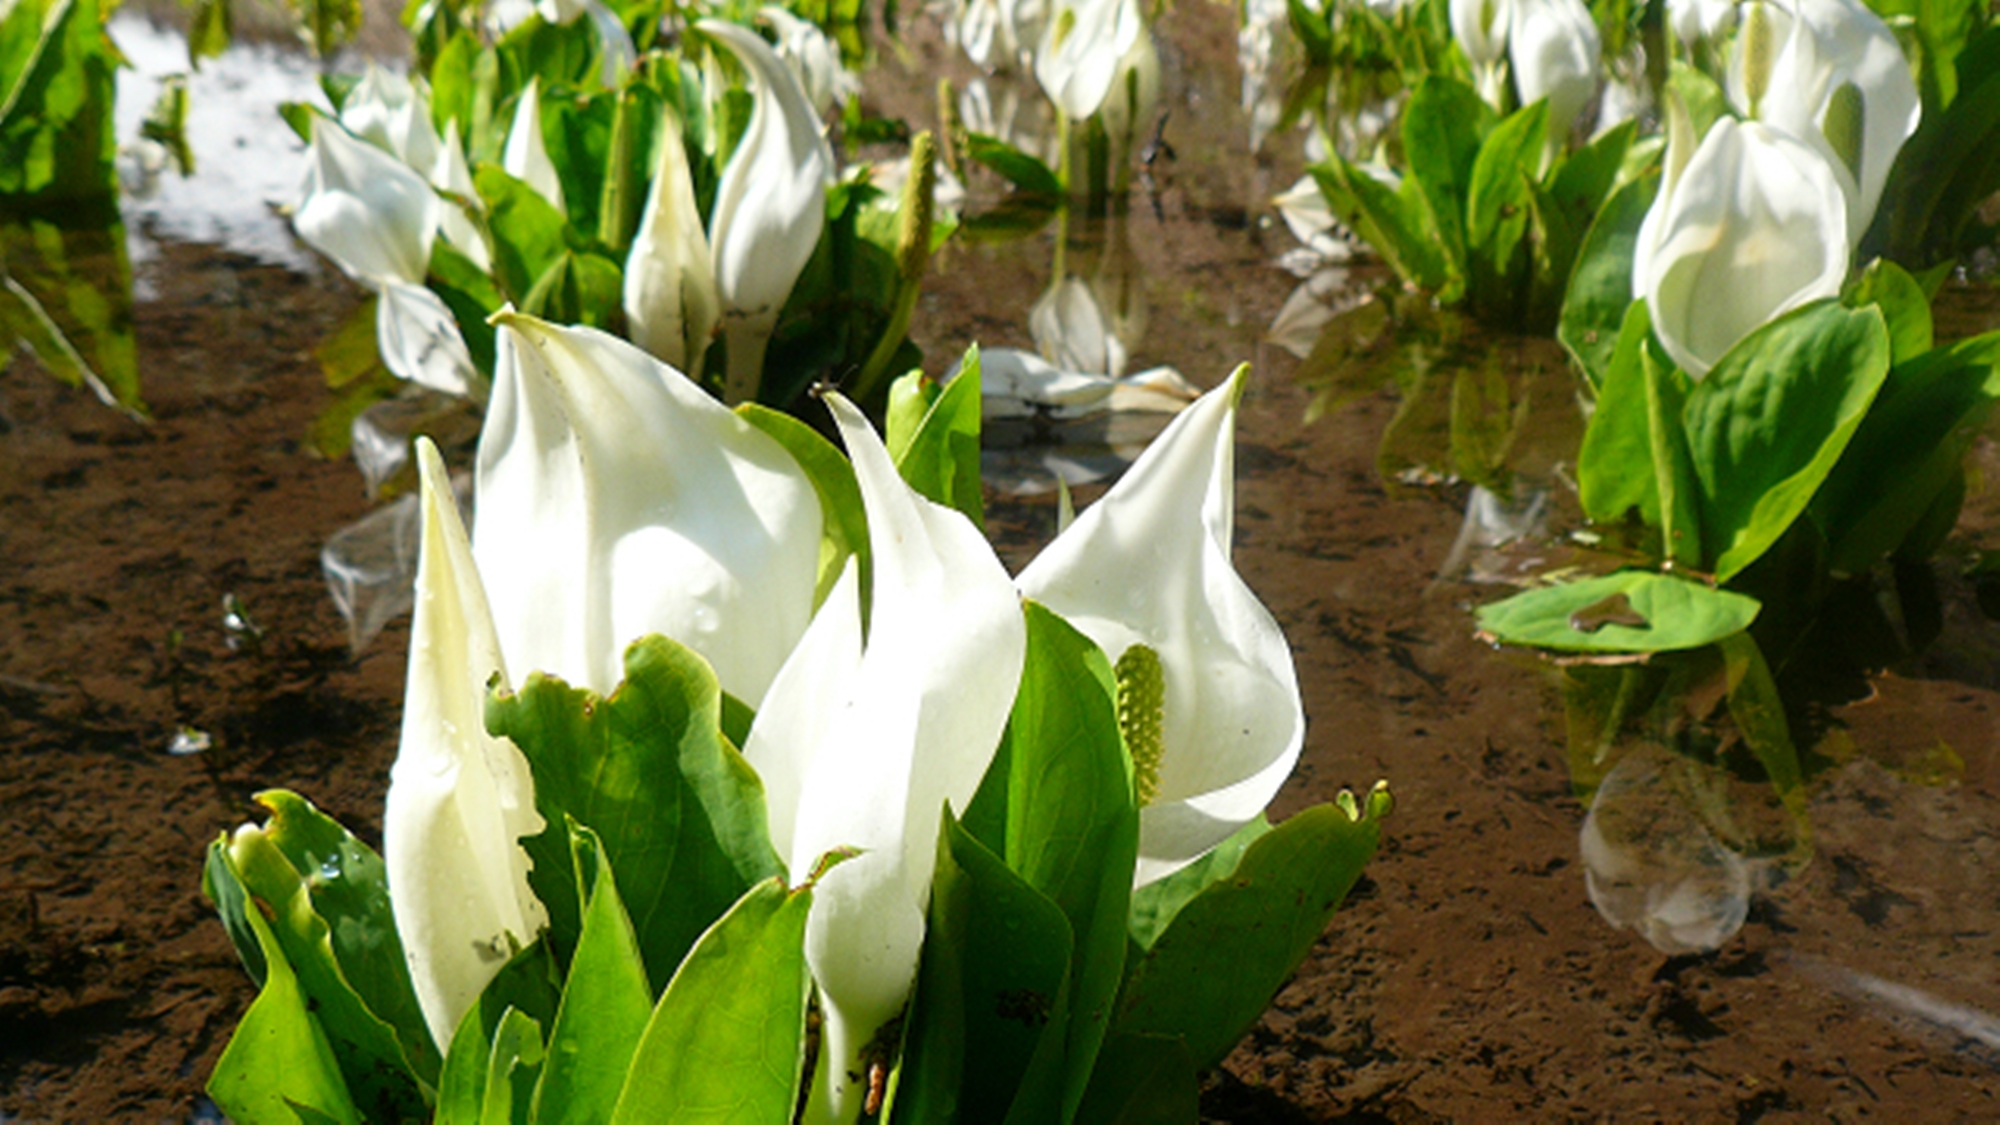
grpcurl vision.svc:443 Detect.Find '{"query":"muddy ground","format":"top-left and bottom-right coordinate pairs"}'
top-left (8, 2), bottom-right (2000, 1121)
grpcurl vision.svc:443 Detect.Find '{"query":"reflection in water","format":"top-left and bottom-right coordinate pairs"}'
top-left (1434, 483), bottom-right (1548, 586)
top-left (1790, 953), bottom-right (2000, 1060)
top-left (0, 199), bottom-right (142, 415)
top-left (1579, 748), bottom-right (1781, 955)
top-left (111, 14), bottom-right (330, 270)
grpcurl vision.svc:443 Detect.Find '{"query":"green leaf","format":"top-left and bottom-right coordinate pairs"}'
top-left (982, 602), bottom-right (1139, 1119)
top-left (1557, 172), bottom-right (1658, 389)
top-left (253, 790), bottom-right (440, 1086)
top-left (475, 164), bottom-right (572, 302)
top-left (1070, 1032), bottom-right (1199, 1125)
top-left (965, 132), bottom-right (1062, 198)
top-left (0, 0), bottom-right (117, 199)
top-left (1473, 570), bottom-right (1762, 654)
top-left (486, 634), bottom-right (785, 994)
top-left (1578, 300), bottom-right (1666, 525)
top-left (187, 0), bottom-right (233, 63)
top-left (887, 345), bottom-right (984, 531)
top-left (521, 249), bottom-right (623, 329)
top-left (1126, 816), bottom-right (1269, 952)
top-left (207, 904), bottom-right (365, 1125)
top-left (1111, 802), bottom-right (1380, 1069)
top-left (436, 944), bottom-right (562, 1125)
top-left (608, 878), bottom-right (813, 1125)
top-left (1682, 301), bottom-right (1892, 582)
top-left (479, 1007), bottom-right (547, 1125)
top-left (1811, 330), bottom-right (2000, 572)
top-left (531, 822), bottom-right (653, 1125)
top-left (1843, 257), bottom-right (1933, 364)
top-left (1311, 157), bottom-right (1449, 293)
top-left (895, 814), bottom-right (1075, 1124)
top-left (1400, 74), bottom-right (1496, 298)
top-left (220, 811), bottom-right (429, 1118)
top-left (1464, 99), bottom-right (1547, 320)
top-left (1643, 336), bottom-right (1703, 572)
top-left (738, 402), bottom-right (871, 609)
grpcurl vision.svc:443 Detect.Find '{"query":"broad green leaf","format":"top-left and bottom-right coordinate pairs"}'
top-left (436, 944), bottom-right (562, 1125)
top-left (0, 0), bottom-right (117, 199)
top-left (980, 602), bottom-right (1138, 1120)
top-left (1880, 51), bottom-right (2000, 263)
top-left (531, 822), bottom-right (653, 1125)
top-left (738, 402), bottom-right (871, 608)
top-left (480, 1007), bottom-right (547, 1125)
top-left (1126, 815), bottom-right (1269, 951)
top-left (1069, 1032), bottom-right (1198, 1125)
top-left (1578, 302), bottom-right (1662, 524)
top-left (1644, 338), bottom-right (1703, 572)
top-left (1666, 61), bottom-right (1729, 140)
top-left (1474, 570), bottom-right (1762, 653)
top-left (1557, 173), bottom-right (1658, 388)
top-left (207, 904), bottom-right (365, 1125)
top-left (1285, 0), bottom-right (1333, 65)
top-left (475, 165), bottom-right (571, 302)
top-left (1537, 120), bottom-right (1642, 329)
top-left (430, 240), bottom-right (504, 379)
top-left (221, 813), bottom-right (430, 1118)
top-left (894, 814), bottom-right (1075, 1124)
top-left (1843, 257), bottom-right (1932, 363)
top-left (521, 249), bottom-right (623, 329)
top-left (1682, 301), bottom-right (1891, 582)
top-left (965, 132), bottom-right (1062, 198)
top-left (486, 634), bottom-right (785, 994)
top-left (187, 0), bottom-right (233, 63)
top-left (887, 345), bottom-right (984, 530)
top-left (541, 88), bottom-right (618, 241)
top-left (1400, 74), bottom-right (1497, 298)
top-left (608, 878), bottom-right (813, 1125)
top-left (1465, 100), bottom-right (1547, 320)
top-left (1311, 158), bottom-right (1449, 293)
top-left (1111, 802), bottom-right (1379, 1069)
top-left (202, 837), bottom-right (265, 985)
top-left (254, 790), bottom-right (440, 1087)
top-left (1811, 330), bottom-right (2000, 572)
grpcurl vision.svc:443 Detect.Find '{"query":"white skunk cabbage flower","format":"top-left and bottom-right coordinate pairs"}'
top-left (473, 313), bottom-right (821, 705)
top-left (1036, 0), bottom-right (1147, 122)
top-left (1097, 25), bottom-right (1162, 175)
top-left (1510, 0), bottom-right (1601, 143)
top-left (385, 439), bottom-right (547, 1055)
top-left (503, 79), bottom-right (566, 213)
top-left (761, 6), bottom-right (859, 114)
top-left (972, 347), bottom-right (1197, 419)
top-left (294, 116), bottom-right (477, 396)
top-left (623, 113), bottom-right (721, 375)
top-left (340, 64), bottom-right (440, 174)
top-left (1016, 368), bottom-right (1305, 886)
top-left (1451, 0), bottom-right (1513, 105)
top-left (1633, 111), bottom-right (1848, 378)
top-left (1669, 0), bottom-right (1736, 50)
top-left (1728, 0), bottom-right (1919, 246)
top-left (743, 394), bottom-right (1026, 1125)
top-left (430, 118), bottom-right (491, 274)
top-left (701, 19), bottom-right (835, 405)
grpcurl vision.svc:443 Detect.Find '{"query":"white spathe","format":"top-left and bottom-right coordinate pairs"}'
top-left (1016, 368), bottom-right (1305, 885)
top-left (743, 394), bottom-right (1026, 1124)
top-left (1509, 0), bottom-right (1601, 142)
top-left (701, 18), bottom-right (835, 404)
top-left (430, 119), bottom-right (492, 274)
top-left (472, 314), bottom-right (822, 705)
top-left (503, 78), bottom-right (567, 213)
top-left (385, 439), bottom-right (547, 1055)
top-left (622, 112), bottom-right (721, 375)
top-left (1727, 0), bottom-right (1920, 245)
top-left (340, 64), bottom-right (440, 174)
top-left (761, 5), bottom-right (860, 114)
top-left (293, 115), bottom-right (477, 396)
top-left (1633, 114), bottom-right (1849, 378)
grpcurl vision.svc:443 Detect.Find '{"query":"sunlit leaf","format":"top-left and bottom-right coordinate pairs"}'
top-left (436, 944), bottom-right (561, 1125)
top-left (206, 903), bottom-right (365, 1125)
top-left (885, 347), bottom-right (983, 530)
top-left (1556, 172), bottom-right (1657, 389)
top-left (532, 822), bottom-right (652, 1124)
top-left (607, 879), bottom-right (813, 1125)
top-left (1474, 570), bottom-right (1761, 654)
top-left (964, 132), bottom-right (1061, 198)
top-left (738, 401), bottom-right (870, 609)
top-left (485, 634), bottom-right (785, 993)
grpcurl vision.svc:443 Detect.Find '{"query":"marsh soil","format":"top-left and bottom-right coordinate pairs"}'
top-left (10, 3), bottom-right (2000, 1121)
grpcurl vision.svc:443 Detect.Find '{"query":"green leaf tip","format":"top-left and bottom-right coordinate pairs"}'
top-left (1115, 644), bottom-right (1165, 807)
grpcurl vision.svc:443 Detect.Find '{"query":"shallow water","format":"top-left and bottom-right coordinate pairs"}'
top-left (7, 5), bottom-right (2000, 1121)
